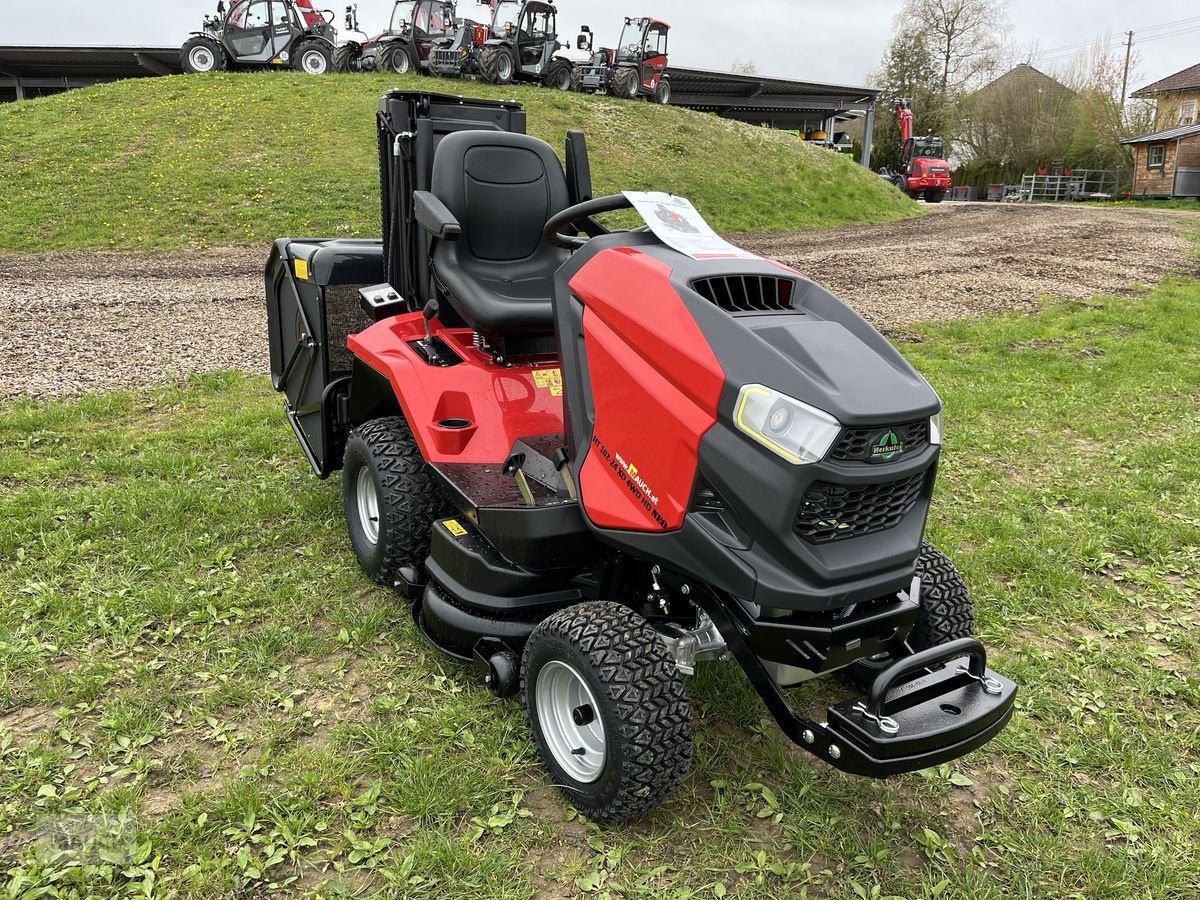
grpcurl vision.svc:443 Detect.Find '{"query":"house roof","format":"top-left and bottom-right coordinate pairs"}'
top-left (1120, 123), bottom-right (1200, 145)
top-left (1131, 62), bottom-right (1200, 98)
top-left (976, 63), bottom-right (1073, 97)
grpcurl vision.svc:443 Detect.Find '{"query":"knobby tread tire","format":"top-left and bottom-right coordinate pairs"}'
top-left (479, 46), bottom-right (512, 84)
top-left (180, 36), bottom-right (225, 74)
top-left (611, 66), bottom-right (639, 99)
top-left (543, 59), bottom-right (572, 91)
top-left (522, 602), bottom-right (694, 822)
top-left (382, 42), bottom-right (416, 74)
top-left (333, 43), bottom-right (359, 72)
top-left (342, 417), bottom-right (448, 587)
top-left (841, 542), bottom-right (974, 690)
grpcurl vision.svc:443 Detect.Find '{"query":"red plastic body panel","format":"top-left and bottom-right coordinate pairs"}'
top-left (569, 248), bottom-right (725, 532)
top-left (907, 156), bottom-right (953, 190)
top-left (348, 317), bottom-right (564, 464)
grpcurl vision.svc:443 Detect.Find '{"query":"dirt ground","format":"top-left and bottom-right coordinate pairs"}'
top-left (1, 204), bottom-right (1195, 400)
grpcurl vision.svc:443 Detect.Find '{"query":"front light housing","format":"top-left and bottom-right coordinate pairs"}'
top-left (929, 410), bottom-right (943, 445)
top-left (735, 384), bottom-right (841, 465)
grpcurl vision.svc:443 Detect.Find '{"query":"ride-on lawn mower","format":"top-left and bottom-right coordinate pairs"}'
top-left (576, 17), bottom-right (670, 102)
top-left (265, 92), bottom-right (1016, 821)
top-left (182, 0), bottom-right (338, 74)
top-left (335, 1), bottom-right (456, 74)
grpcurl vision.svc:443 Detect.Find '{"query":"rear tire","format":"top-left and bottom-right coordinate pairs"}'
top-left (523, 602), bottom-right (694, 823)
top-left (381, 42), bottom-right (417, 74)
top-left (293, 41), bottom-right (332, 74)
top-left (610, 66), bottom-right (640, 99)
top-left (342, 417), bottom-right (449, 588)
top-left (180, 36), bottom-right (225, 74)
top-left (842, 543), bottom-right (975, 690)
top-left (543, 59), bottom-right (573, 91)
top-left (333, 42), bottom-right (361, 73)
top-left (654, 79), bottom-right (670, 104)
top-left (927, 188), bottom-right (945, 203)
top-left (480, 46), bottom-right (515, 84)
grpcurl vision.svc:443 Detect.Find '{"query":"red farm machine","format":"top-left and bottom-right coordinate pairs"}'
top-left (182, 0), bottom-right (339, 74)
top-left (575, 16), bottom-right (670, 102)
top-left (335, 2), bottom-right (458, 73)
top-left (881, 100), bottom-right (952, 203)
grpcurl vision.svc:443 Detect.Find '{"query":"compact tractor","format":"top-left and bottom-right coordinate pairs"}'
top-left (335, 1), bottom-right (457, 74)
top-left (428, 0), bottom-right (575, 90)
top-left (882, 99), bottom-right (952, 203)
top-left (265, 91), bottom-right (1015, 821)
top-left (576, 17), bottom-right (670, 102)
top-left (183, 0), bottom-right (338, 74)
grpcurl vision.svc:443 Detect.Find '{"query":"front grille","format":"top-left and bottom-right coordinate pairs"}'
top-left (691, 275), bottom-right (795, 313)
top-left (794, 470), bottom-right (928, 544)
top-left (830, 420), bottom-right (929, 462)
top-left (432, 48), bottom-right (458, 67)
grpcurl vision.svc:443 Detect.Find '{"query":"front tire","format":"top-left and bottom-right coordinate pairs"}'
top-left (381, 42), bottom-right (417, 74)
top-left (523, 602), bottom-right (694, 823)
top-left (927, 188), bottom-right (946, 203)
top-left (180, 36), bottom-right (226, 74)
top-left (342, 417), bottom-right (448, 588)
top-left (843, 543), bottom-right (975, 688)
top-left (333, 42), bottom-right (361, 73)
top-left (294, 42), bottom-right (332, 75)
top-left (479, 46), bottom-right (515, 84)
top-left (543, 59), bottom-right (573, 91)
top-left (610, 66), bottom-right (640, 99)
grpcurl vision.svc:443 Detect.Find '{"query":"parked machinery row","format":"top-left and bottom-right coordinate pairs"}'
top-left (181, 0), bottom-right (673, 102)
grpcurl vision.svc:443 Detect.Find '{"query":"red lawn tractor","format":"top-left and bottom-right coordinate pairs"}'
top-left (264, 91), bottom-right (1016, 821)
top-left (335, 1), bottom-right (457, 74)
top-left (182, 0), bottom-right (338, 74)
top-left (576, 16), bottom-right (670, 102)
top-left (881, 99), bottom-right (952, 203)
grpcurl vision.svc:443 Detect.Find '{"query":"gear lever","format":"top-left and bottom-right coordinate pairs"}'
top-left (422, 299), bottom-right (439, 346)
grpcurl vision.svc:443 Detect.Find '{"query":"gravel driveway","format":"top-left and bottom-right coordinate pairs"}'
top-left (1, 205), bottom-right (1195, 400)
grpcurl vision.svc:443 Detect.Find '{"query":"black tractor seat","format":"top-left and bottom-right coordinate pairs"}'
top-left (421, 130), bottom-right (572, 348)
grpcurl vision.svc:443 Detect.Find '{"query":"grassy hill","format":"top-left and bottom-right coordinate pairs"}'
top-left (0, 72), bottom-right (915, 253)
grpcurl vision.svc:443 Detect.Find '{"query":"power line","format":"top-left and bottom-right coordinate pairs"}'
top-left (1035, 13), bottom-right (1200, 58)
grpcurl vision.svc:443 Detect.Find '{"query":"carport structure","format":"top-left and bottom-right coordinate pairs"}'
top-left (666, 67), bottom-right (881, 168)
top-left (0, 46), bottom-right (180, 102)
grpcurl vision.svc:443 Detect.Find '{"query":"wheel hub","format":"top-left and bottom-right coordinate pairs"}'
top-left (536, 661), bottom-right (606, 782)
top-left (355, 468), bottom-right (380, 545)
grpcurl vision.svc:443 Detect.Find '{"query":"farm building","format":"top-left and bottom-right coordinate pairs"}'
top-left (1124, 63), bottom-right (1200, 198)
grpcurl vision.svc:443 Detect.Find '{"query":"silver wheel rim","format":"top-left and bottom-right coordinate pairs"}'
top-left (535, 660), bottom-right (606, 783)
top-left (498, 55), bottom-right (513, 81)
top-left (303, 50), bottom-right (328, 74)
top-left (190, 47), bottom-right (215, 71)
top-left (659, 84), bottom-right (669, 103)
top-left (393, 51), bottom-right (410, 73)
top-left (355, 468), bottom-right (380, 545)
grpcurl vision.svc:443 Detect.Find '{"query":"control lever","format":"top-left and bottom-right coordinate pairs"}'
top-left (422, 299), bottom-right (439, 346)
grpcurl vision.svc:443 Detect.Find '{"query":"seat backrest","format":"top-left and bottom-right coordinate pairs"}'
top-left (430, 130), bottom-right (569, 265)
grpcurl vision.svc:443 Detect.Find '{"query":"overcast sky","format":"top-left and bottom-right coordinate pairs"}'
top-left (4, 0), bottom-right (1198, 89)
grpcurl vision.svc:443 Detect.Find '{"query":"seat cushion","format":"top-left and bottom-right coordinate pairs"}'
top-left (429, 131), bottom-right (571, 337)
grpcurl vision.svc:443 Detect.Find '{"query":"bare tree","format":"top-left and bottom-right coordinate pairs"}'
top-left (730, 59), bottom-right (759, 76)
top-left (906, 0), bottom-right (1009, 98)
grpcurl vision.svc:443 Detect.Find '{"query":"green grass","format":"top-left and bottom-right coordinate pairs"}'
top-left (2, 275), bottom-right (1199, 897)
top-left (0, 72), bottom-right (915, 253)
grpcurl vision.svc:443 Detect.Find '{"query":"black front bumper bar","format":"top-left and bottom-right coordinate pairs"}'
top-left (700, 594), bottom-right (1016, 778)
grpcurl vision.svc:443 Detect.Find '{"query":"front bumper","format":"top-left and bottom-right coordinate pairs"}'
top-left (701, 591), bottom-right (1016, 778)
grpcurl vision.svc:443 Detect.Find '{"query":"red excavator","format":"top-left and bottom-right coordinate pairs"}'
top-left (182, 0), bottom-right (338, 74)
top-left (882, 99), bottom-right (952, 203)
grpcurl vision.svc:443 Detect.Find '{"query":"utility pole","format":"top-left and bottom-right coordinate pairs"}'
top-left (1120, 30), bottom-right (1134, 106)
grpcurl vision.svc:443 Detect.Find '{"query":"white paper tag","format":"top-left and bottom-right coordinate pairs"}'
top-left (622, 191), bottom-right (758, 260)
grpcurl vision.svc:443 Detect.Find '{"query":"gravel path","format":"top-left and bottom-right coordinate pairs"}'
top-left (1, 205), bottom-right (1195, 400)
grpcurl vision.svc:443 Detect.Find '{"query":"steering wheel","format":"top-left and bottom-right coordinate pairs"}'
top-left (544, 194), bottom-right (634, 250)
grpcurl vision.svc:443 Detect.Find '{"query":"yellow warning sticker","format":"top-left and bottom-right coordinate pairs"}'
top-left (442, 519), bottom-right (468, 537)
top-left (293, 258), bottom-right (309, 281)
top-left (533, 368), bottom-right (563, 396)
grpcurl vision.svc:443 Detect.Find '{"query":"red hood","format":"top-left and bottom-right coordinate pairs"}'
top-left (914, 157), bottom-right (950, 168)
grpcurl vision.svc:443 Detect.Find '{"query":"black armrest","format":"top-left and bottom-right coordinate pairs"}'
top-left (414, 191), bottom-right (461, 241)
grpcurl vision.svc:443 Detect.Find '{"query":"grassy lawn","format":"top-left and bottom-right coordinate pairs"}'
top-left (0, 72), bottom-right (915, 254)
top-left (1, 272), bottom-right (1198, 898)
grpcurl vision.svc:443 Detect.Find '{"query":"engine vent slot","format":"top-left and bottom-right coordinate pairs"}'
top-left (691, 275), bottom-right (795, 313)
top-left (794, 470), bottom-right (928, 544)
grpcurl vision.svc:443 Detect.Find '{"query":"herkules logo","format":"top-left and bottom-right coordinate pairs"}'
top-left (870, 430), bottom-right (904, 462)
